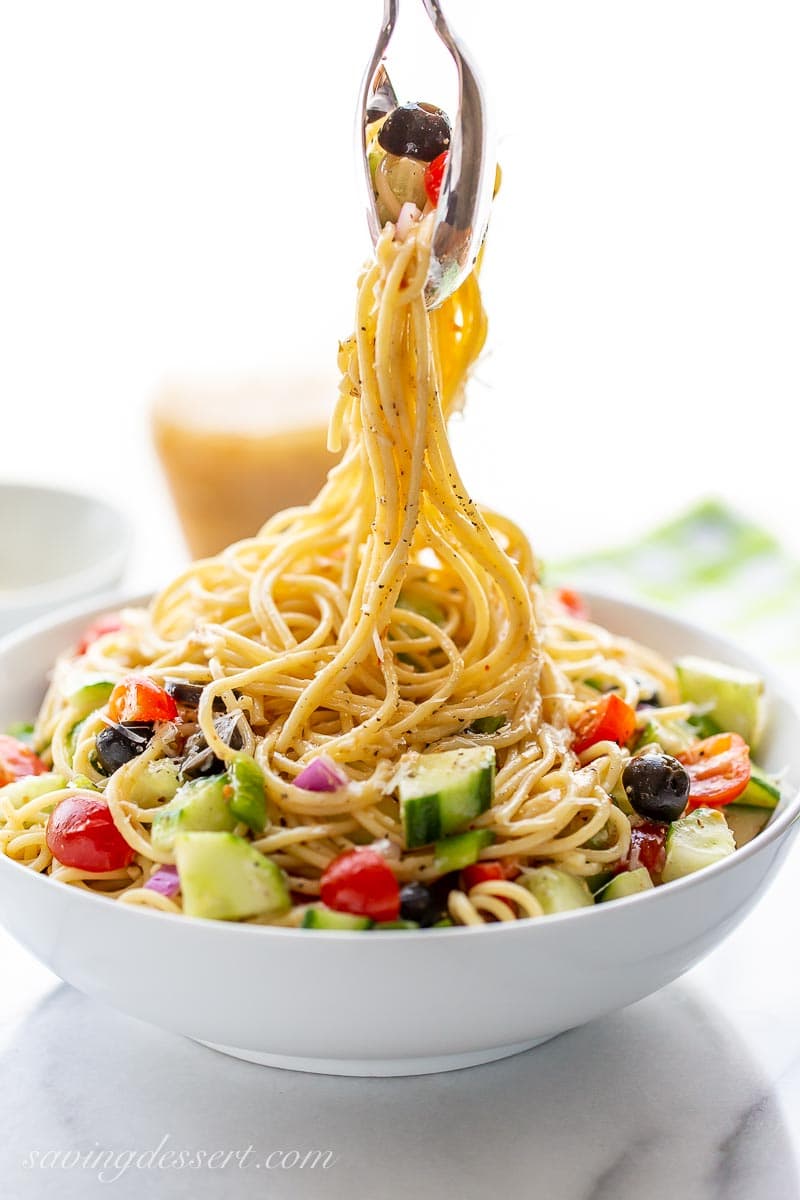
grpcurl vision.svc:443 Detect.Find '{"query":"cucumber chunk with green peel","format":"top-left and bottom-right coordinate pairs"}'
top-left (675, 656), bottom-right (765, 747)
top-left (130, 759), bottom-right (181, 807)
top-left (587, 869), bottom-right (616, 895)
top-left (302, 905), bottom-right (372, 930)
top-left (151, 774), bottom-right (236, 853)
top-left (724, 805), bottom-right (770, 848)
top-left (737, 762), bottom-right (780, 810)
top-left (434, 828), bottom-right (495, 873)
top-left (0, 773), bottom-right (66, 809)
top-left (599, 867), bottom-right (654, 902)
top-left (635, 717), bottom-right (696, 756)
top-left (398, 747), bottom-right (495, 848)
top-left (228, 754), bottom-right (268, 832)
top-left (175, 832), bottom-right (290, 921)
top-left (373, 919), bottom-right (420, 930)
top-left (662, 807), bottom-right (736, 882)
top-left (686, 713), bottom-right (722, 740)
top-left (519, 867), bottom-right (594, 914)
top-left (67, 680), bottom-right (115, 719)
top-left (467, 715), bottom-right (507, 735)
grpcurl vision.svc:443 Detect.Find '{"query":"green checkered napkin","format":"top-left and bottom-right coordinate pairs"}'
top-left (551, 500), bottom-right (800, 675)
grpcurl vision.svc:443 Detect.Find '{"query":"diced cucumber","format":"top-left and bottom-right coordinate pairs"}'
top-left (301, 905), bottom-right (372, 931)
top-left (584, 822), bottom-right (612, 851)
top-left (635, 717), bottom-right (696, 756)
top-left (432, 917), bottom-right (454, 927)
top-left (467, 715), bottom-right (507, 735)
top-left (396, 590), bottom-right (446, 629)
top-left (662, 807), bottom-right (736, 883)
top-left (373, 919), bottom-right (420, 930)
top-left (151, 774), bottom-right (236, 853)
top-left (71, 774), bottom-right (99, 791)
top-left (738, 762), bottom-right (781, 810)
top-left (611, 778), bottom-right (634, 816)
top-left (398, 747), bottom-right (495, 848)
top-left (131, 759), bottom-right (181, 807)
top-left (599, 867), bottom-right (653, 902)
top-left (175, 832), bottom-right (290, 921)
top-left (66, 719), bottom-right (86, 766)
top-left (68, 680), bottom-right (114, 720)
top-left (434, 828), bottom-right (495, 873)
top-left (675, 656), bottom-right (764, 747)
top-left (227, 754), bottom-right (267, 832)
top-left (393, 592), bottom-right (446, 670)
top-left (724, 805), bottom-right (770, 848)
top-left (687, 712), bottom-right (722, 739)
top-left (587, 869), bottom-right (616, 895)
top-left (5, 721), bottom-right (35, 745)
top-left (519, 867), bottom-right (594, 914)
top-left (0, 772), bottom-right (66, 809)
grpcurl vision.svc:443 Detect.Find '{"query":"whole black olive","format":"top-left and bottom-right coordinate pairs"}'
top-left (377, 103), bottom-right (451, 162)
top-left (399, 881), bottom-right (439, 926)
top-left (622, 753), bottom-right (690, 823)
top-left (95, 722), bottom-right (154, 775)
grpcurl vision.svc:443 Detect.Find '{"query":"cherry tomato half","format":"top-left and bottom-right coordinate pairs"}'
top-left (46, 793), bottom-right (136, 872)
top-left (624, 821), bottom-right (666, 877)
top-left (75, 614), bottom-right (123, 656)
top-left (556, 588), bottom-right (589, 621)
top-left (461, 858), bottom-right (521, 891)
top-left (320, 848), bottom-right (400, 922)
top-left (678, 732), bottom-right (751, 809)
top-left (424, 151), bottom-right (448, 206)
top-left (107, 676), bottom-right (178, 724)
top-left (0, 734), bottom-right (48, 787)
top-left (572, 694), bottom-right (637, 756)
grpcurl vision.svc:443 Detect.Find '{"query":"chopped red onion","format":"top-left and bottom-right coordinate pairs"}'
top-left (295, 755), bottom-right (348, 793)
top-left (144, 865), bottom-right (181, 897)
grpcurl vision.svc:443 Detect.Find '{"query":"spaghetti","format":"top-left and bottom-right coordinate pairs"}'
top-left (2, 208), bottom-right (747, 929)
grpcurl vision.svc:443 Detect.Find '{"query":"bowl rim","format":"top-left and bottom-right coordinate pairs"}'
top-left (1, 587), bottom-right (799, 941)
top-left (0, 482), bottom-right (132, 612)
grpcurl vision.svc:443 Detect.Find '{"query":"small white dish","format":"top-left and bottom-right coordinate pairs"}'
top-left (0, 484), bottom-right (132, 634)
top-left (0, 591), bottom-right (797, 1077)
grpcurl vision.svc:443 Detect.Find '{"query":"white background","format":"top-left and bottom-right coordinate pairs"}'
top-left (1, 0), bottom-right (798, 588)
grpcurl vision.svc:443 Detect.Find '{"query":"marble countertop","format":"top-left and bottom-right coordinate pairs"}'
top-left (2, 839), bottom-right (799, 1200)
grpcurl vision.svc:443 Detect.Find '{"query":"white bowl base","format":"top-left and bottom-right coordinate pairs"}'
top-left (196, 1035), bottom-right (555, 1076)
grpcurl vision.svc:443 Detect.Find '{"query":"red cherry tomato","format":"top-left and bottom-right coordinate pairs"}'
top-left (424, 151), bottom-right (448, 206)
top-left (461, 858), bottom-right (522, 890)
top-left (46, 794), bottom-right (136, 872)
top-left (678, 732), bottom-right (751, 810)
top-left (625, 821), bottom-right (666, 876)
top-left (107, 676), bottom-right (178, 724)
top-left (75, 614), bottom-right (124, 656)
top-left (556, 588), bottom-right (589, 621)
top-left (320, 848), bottom-right (400, 922)
top-left (0, 735), bottom-right (48, 787)
top-left (572, 694), bottom-right (637, 755)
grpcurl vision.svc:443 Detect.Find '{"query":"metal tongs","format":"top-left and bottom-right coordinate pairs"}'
top-left (359, 0), bottom-right (493, 309)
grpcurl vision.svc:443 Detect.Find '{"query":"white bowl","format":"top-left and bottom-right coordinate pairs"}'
top-left (0, 592), bottom-right (798, 1077)
top-left (0, 483), bottom-right (131, 634)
